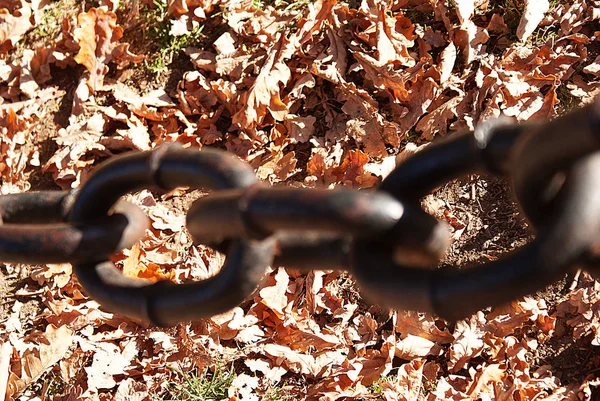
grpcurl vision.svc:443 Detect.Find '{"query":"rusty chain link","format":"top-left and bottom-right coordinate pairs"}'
top-left (2, 100), bottom-right (600, 327)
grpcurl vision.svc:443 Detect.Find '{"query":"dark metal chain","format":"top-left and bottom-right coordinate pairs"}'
top-left (3, 100), bottom-right (600, 327)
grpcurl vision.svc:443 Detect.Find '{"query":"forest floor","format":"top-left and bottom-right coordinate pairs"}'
top-left (2, 0), bottom-right (600, 400)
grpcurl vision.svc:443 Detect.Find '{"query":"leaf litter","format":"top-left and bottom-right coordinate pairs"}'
top-left (2, 0), bottom-right (600, 400)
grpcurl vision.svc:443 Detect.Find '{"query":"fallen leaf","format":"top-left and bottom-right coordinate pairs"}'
top-left (517, 0), bottom-right (550, 42)
top-left (258, 268), bottom-right (290, 319)
top-left (439, 42), bottom-right (456, 84)
top-left (73, 7), bottom-right (141, 91)
top-left (449, 314), bottom-right (486, 372)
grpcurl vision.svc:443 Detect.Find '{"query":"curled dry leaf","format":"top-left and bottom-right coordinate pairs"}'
top-left (258, 268), bottom-right (290, 319)
top-left (416, 96), bottom-right (462, 140)
top-left (255, 151), bottom-right (299, 184)
top-left (583, 55), bottom-right (600, 77)
top-left (262, 344), bottom-right (346, 376)
top-left (487, 13), bottom-right (510, 35)
top-left (466, 363), bottom-right (506, 397)
top-left (517, 0), bottom-right (550, 42)
top-left (331, 149), bottom-right (379, 188)
top-left (438, 42), bottom-right (456, 84)
top-left (80, 338), bottom-right (137, 392)
top-left (395, 311), bottom-right (454, 344)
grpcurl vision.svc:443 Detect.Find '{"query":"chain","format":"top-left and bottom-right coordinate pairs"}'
top-left (3, 100), bottom-right (600, 327)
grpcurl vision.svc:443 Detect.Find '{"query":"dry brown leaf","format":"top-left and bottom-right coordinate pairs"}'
top-left (583, 55), bottom-right (600, 77)
top-left (284, 115), bottom-right (316, 143)
top-left (7, 325), bottom-right (73, 398)
top-left (395, 335), bottom-right (442, 360)
top-left (448, 313), bottom-right (486, 372)
top-left (226, 6), bottom-right (288, 43)
top-left (454, 20), bottom-right (489, 65)
top-left (381, 360), bottom-right (424, 401)
top-left (168, 0), bottom-right (221, 19)
top-left (0, 108), bottom-right (36, 194)
top-left (275, 324), bottom-right (341, 352)
top-left (258, 268), bottom-right (290, 319)
top-left (73, 7), bottom-right (141, 91)
top-left (395, 311), bottom-right (454, 344)
top-left (331, 149), bottom-right (379, 188)
top-left (262, 344), bottom-right (345, 376)
top-left (487, 13), bottom-right (510, 34)
top-left (363, 155), bottom-right (397, 180)
top-left (568, 75), bottom-right (600, 105)
top-left (0, 0), bottom-right (34, 54)
top-left (560, 0), bottom-right (587, 36)
top-left (517, 0), bottom-right (550, 42)
top-left (466, 363), bottom-right (506, 397)
top-left (346, 118), bottom-right (387, 157)
top-left (245, 359), bottom-right (286, 383)
top-left (416, 96), bottom-right (461, 140)
top-left (114, 378), bottom-right (149, 401)
top-left (232, 34), bottom-right (291, 134)
top-left (255, 151), bottom-right (299, 184)
top-left (0, 342), bottom-right (12, 401)
top-left (80, 338), bottom-right (137, 392)
top-left (31, 264), bottom-right (72, 289)
top-left (374, 2), bottom-right (415, 66)
top-left (438, 42), bottom-right (456, 84)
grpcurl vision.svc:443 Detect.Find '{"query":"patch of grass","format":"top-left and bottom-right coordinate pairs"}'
top-left (422, 378), bottom-right (437, 395)
top-left (262, 386), bottom-right (293, 401)
top-left (400, 7), bottom-right (434, 27)
top-left (28, 0), bottom-right (77, 42)
top-left (31, 7), bottom-right (62, 39)
top-left (250, 0), bottom-right (310, 12)
top-left (369, 375), bottom-right (394, 395)
top-left (141, 0), bottom-right (206, 74)
top-left (157, 364), bottom-right (236, 401)
top-left (526, 24), bottom-right (559, 46)
top-left (548, 0), bottom-right (561, 13)
top-left (404, 127), bottom-right (421, 143)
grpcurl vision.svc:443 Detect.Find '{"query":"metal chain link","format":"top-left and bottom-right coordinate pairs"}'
top-left (2, 99), bottom-right (600, 327)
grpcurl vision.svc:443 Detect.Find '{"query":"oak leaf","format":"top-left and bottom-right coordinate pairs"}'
top-left (232, 34), bottom-right (291, 134)
top-left (395, 311), bottom-right (453, 344)
top-left (380, 360), bottom-right (424, 401)
top-left (448, 314), bottom-right (486, 372)
top-left (258, 268), bottom-right (290, 319)
top-left (73, 7), bottom-right (141, 91)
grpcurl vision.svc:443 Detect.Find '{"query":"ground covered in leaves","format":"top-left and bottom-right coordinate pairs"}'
top-left (2, 0), bottom-right (600, 399)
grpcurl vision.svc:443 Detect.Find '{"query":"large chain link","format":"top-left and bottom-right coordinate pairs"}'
top-left (3, 99), bottom-right (600, 327)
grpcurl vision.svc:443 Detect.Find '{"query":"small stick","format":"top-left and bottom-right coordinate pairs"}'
top-left (569, 269), bottom-right (582, 291)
